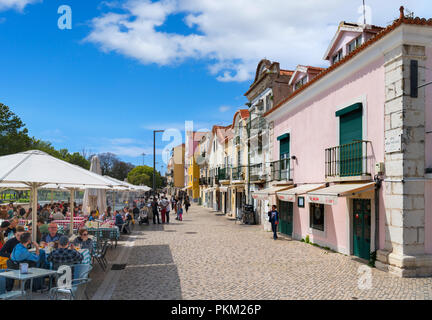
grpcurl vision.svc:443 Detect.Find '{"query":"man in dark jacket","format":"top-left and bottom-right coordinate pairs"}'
top-left (151, 199), bottom-right (160, 224)
top-left (268, 205), bottom-right (279, 240)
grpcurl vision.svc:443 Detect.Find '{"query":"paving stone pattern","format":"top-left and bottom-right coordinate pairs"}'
top-left (109, 205), bottom-right (432, 300)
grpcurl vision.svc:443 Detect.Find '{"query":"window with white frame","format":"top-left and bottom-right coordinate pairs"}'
top-left (332, 49), bottom-right (343, 64)
top-left (347, 35), bottom-right (362, 54)
top-left (295, 76), bottom-right (307, 90)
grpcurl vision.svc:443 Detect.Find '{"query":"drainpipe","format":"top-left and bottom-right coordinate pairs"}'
top-left (374, 175), bottom-right (383, 252)
top-left (247, 112), bottom-right (251, 206)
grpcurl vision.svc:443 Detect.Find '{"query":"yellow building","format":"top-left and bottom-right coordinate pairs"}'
top-left (173, 144), bottom-right (185, 194)
top-left (186, 132), bottom-right (208, 202)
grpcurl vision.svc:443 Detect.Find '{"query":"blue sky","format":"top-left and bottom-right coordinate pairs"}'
top-left (1, 0), bottom-right (431, 172)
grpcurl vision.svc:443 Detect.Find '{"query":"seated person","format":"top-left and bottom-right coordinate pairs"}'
top-left (52, 209), bottom-right (65, 220)
top-left (0, 226), bottom-right (25, 258)
top-left (9, 232), bottom-right (47, 291)
top-left (114, 211), bottom-right (125, 229)
top-left (10, 232), bottom-right (45, 267)
top-left (40, 223), bottom-right (61, 246)
top-left (48, 236), bottom-right (83, 266)
top-left (26, 222), bottom-right (42, 243)
top-left (72, 228), bottom-right (93, 254)
top-left (0, 221), bottom-right (10, 233)
top-left (88, 210), bottom-right (97, 222)
top-left (37, 217), bottom-right (49, 235)
top-left (4, 217), bottom-right (19, 239)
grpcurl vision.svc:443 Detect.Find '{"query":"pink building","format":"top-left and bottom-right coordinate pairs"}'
top-left (263, 8), bottom-right (432, 277)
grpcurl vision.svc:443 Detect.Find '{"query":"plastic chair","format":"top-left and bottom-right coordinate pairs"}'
top-left (49, 278), bottom-right (92, 300)
top-left (0, 270), bottom-right (24, 300)
top-left (91, 240), bottom-right (108, 271)
top-left (49, 264), bottom-right (93, 300)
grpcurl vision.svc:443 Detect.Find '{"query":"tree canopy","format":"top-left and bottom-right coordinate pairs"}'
top-left (127, 165), bottom-right (163, 188)
top-left (1, 103), bottom-right (90, 169)
top-left (95, 152), bottom-right (135, 182)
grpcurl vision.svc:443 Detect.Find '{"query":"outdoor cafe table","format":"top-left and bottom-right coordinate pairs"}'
top-left (0, 268), bottom-right (58, 300)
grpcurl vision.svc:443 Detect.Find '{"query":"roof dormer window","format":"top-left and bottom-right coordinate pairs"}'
top-left (347, 35), bottom-right (363, 54)
top-left (295, 76), bottom-right (307, 90)
top-left (332, 49), bottom-right (343, 65)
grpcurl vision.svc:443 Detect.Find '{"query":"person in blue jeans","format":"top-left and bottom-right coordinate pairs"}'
top-left (268, 205), bottom-right (279, 240)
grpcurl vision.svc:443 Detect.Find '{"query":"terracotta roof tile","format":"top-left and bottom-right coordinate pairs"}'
top-left (264, 10), bottom-right (432, 118)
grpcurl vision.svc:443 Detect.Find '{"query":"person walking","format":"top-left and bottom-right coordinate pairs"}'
top-left (160, 197), bottom-right (167, 224)
top-left (178, 203), bottom-right (183, 221)
top-left (165, 197), bottom-right (170, 224)
top-left (152, 198), bottom-right (160, 224)
top-left (268, 205), bottom-right (279, 240)
top-left (184, 196), bottom-right (190, 213)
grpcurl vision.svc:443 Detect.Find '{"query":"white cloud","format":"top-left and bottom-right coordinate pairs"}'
top-left (218, 105), bottom-right (231, 113)
top-left (0, 0), bottom-right (40, 11)
top-left (85, 0), bottom-right (432, 82)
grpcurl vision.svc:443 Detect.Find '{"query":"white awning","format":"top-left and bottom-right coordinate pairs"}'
top-left (252, 185), bottom-right (294, 201)
top-left (219, 187), bottom-right (228, 192)
top-left (306, 182), bottom-right (376, 206)
top-left (277, 184), bottom-right (326, 202)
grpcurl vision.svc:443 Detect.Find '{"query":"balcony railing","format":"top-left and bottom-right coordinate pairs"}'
top-left (270, 159), bottom-right (291, 181)
top-left (218, 167), bottom-right (231, 181)
top-left (249, 163), bottom-right (265, 182)
top-left (325, 140), bottom-right (371, 178)
top-left (231, 166), bottom-right (246, 181)
top-left (199, 177), bottom-right (208, 185)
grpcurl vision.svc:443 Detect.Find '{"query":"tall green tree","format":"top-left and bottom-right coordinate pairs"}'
top-left (0, 103), bottom-right (32, 155)
top-left (127, 165), bottom-right (163, 188)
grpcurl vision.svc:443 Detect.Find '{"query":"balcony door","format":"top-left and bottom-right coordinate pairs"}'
top-left (338, 104), bottom-right (362, 177)
top-left (279, 134), bottom-right (290, 180)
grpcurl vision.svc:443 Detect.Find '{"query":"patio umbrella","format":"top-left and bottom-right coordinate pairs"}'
top-left (103, 175), bottom-right (151, 210)
top-left (0, 150), bottom-right (121, 239)
top-left (83, 156), bottom-right (107, 216)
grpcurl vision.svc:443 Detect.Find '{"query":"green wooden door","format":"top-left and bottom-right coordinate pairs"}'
top-left (339, 108), bottom-right (362, 176)
top-left (353, 199), bottom-right (371, 260)
top-left (279, 135), bottom-right (290, 180)
top-left (278, 200), bottom-right (293, 236)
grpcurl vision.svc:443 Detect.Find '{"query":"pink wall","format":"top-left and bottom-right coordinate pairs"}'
top-left (425, 48), bottom-right (432, 254)
top-left (273, 56), bottom-right (385, 180)
top-left (273, 56), bottom-right (385, 251)
top-left (293, 200), bottom-right (349, 252)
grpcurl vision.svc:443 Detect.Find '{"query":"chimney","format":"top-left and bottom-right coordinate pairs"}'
top-left (399, 6), bottom-right (405, 20)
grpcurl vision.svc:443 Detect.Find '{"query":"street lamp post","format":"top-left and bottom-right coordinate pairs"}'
top-left (153, 130), bottom-right (164, 194)
top-left (141, 152), bottom-right (146, 166)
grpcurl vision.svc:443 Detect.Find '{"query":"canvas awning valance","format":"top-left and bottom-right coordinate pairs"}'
top-left (277, 184), bottom-right (326, 202)
top-left (306, 182), bottom-right (376, 206)
top-left (252, 185), bottom-right (294, 201)
top-left (219, 187), bottom-right (228, 192)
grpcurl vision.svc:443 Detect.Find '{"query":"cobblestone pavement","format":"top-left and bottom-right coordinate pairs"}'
top-left (107, 205), bottom-right (432, 300)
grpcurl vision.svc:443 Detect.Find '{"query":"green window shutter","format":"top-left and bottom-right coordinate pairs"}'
top-left (277, 133), bottom-right (290, 141)
top-left (335, 103), bottom-right (362, 118)
top-left (339, 109), bottom-right (362, 145)
top-left (279, 137), bottom-right (290, 158)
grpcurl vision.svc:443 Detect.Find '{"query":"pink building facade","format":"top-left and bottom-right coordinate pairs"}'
top-left (264, 14), bottom-right (432, 277)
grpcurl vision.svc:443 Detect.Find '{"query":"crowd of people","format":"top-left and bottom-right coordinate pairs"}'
top-left (0, 199), bottom-right (143, 292)
top-left (148, 193), bottom-right (191, 225)
top-left (0, 191), bottom-right (193, 293)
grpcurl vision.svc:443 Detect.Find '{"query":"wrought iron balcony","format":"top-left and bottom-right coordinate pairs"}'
top-left (270, 159), bottom-right (291, 181)
top-left (231, 166), bottom-right (246, 181)
top-left (218, 167), bottom-right (231, 181)
top-left (249, 163), bottom-right (265, 182)
top-left (325, 140), bottom-right (371, 178)
top-left (199, 177), bottom-right (208, 185)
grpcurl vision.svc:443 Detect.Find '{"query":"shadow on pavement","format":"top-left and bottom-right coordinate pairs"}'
top-left (111, 244), bottom-right (182, 300)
